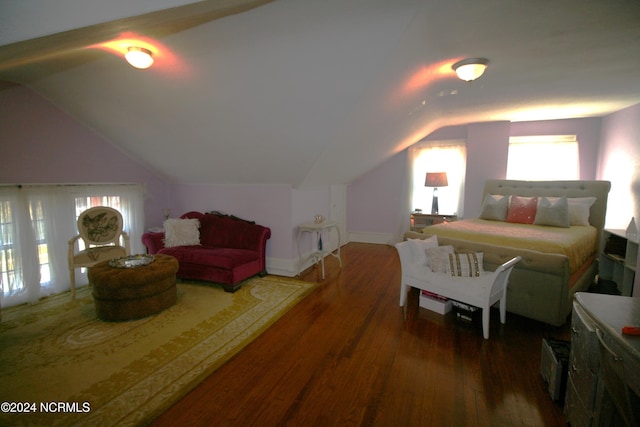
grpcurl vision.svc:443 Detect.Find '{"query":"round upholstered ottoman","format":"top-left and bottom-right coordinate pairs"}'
top-left (88, 254), bottom-right (179, 321)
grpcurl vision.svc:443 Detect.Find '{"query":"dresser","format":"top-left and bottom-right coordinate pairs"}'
top-left (565, 292), bottom-right (640, 426)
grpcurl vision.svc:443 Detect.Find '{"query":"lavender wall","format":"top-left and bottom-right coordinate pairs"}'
top-left (598, 103), bottom-right (640, 296)
top-left (292, 187), bottom-right (331, 256)
top-left (347, 116), bottom-right (604, 243)
top-left (598, 103), bottom-right (640, 229)
top-left (465, 121), bottom-right (511, 217)
top-left (1, 85), bottom-right (336, 274)
top-left (167, 183), bottom-right (295, 260)
top-left (5, 84), bottom-right (635, 280)
top-left (347, 150), bottom-right (408, 237)
top-left (0, 86), bottom-right (170, 227)
top-left (166, 183), bottom-right (336, 274)
top-left (511, 117), bottom-right (602, 181)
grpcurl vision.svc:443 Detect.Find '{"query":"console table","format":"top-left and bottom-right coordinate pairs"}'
top-left (297, 221), bottom-right (342, 279)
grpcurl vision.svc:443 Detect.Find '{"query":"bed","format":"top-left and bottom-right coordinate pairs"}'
top-left (404, 179), bottom-right (611, 327)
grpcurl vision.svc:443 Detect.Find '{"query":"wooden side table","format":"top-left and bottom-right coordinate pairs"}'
top-left (297, 221), bottom-right (342, 279)
top-left (410, 212), bottom-right (457, 231)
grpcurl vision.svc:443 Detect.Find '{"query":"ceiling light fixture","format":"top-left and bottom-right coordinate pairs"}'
top-left (452, 58), bottom-right (489, 81)
top-left (125, 46), bottom-right (154, 69)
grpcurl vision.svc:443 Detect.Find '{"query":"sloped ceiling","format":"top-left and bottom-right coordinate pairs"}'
top-left (1, 0), bottom-right (639, 188)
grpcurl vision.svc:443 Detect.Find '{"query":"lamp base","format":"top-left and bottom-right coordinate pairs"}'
top-left (431, 196), bottom-right (439, 215)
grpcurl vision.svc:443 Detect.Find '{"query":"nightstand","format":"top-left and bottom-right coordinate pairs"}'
top-left (410, 212), bottom-right (457, 231)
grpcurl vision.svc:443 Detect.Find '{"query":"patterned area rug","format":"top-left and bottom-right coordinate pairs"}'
top-left (0, 276), bottom-right (317, 426)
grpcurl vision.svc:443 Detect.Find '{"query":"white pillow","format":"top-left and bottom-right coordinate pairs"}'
top-left (568, 197), bottom-right (596, 226)
top-left (164, 218), bottom-right (201, 247)
top-left (407, 236), bottom-right (439, 265)
top-left (479, 194), bottom-right (508, 221)
top-left (531, 196), bottom-right (597, 226)
top-left (445, 252), bottom-right (484, 277)
top-left (534, 196), bottom-right (570, 228)
top-left (428, 245), bottom-right (455, 272)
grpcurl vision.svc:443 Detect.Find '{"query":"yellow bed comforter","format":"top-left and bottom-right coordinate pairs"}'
top-left (422, 218), bottom-right (597, 273)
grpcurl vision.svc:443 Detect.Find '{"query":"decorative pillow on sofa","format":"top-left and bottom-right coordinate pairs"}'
top-left (427, 245), bottom-right (455, 272)
top-left (534, 196), bottom-right (570, 228)
top-left (164, 218), bottom-right (201, 247)
top-left (407, 235), bottom-right (439, 265)
top-left (445, 252), bottom-right (484, 277)
top-left (479, 194), bottom-right (509, 221)
top-left (506, 196), bottom-right (538, 224)
top-left (568, 197), bottom-right (596, 226)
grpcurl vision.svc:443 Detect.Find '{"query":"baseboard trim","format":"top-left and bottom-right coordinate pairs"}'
top-left (267, 244), bottom-right (343, 278)
top-left (266, 257), bottom-right (298, 277)
top-left (348, 231), bottom-right (394, 245)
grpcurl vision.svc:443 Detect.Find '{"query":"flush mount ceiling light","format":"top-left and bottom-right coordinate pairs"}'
top-left (452, 58), bottom-right (489, 81)
top-left (125, 46), bottom-right (154, 69)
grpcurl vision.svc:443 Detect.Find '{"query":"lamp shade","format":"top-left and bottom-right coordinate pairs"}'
top-left (452, 58), bottom-right (489, 81)
top-left (425, 172), bottom-right (448, 187)
top-left (125, 47), bottom-right (154, 69)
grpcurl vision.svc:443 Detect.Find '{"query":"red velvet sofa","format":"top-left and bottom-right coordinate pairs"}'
top-left (141, 211), bottom-right (271, 292)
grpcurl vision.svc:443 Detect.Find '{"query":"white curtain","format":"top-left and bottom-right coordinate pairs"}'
top-left (0, 184), bottom-right (144, 308)
top-left (409, 140), bottom-right (467, 217)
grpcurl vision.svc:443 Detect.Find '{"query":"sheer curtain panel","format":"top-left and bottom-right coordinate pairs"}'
top-left (0, 184), bottom-right (144, 308)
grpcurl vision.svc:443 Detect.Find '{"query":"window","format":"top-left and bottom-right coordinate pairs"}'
top-left (410, 140), bottom-right (467, 217)
top-left (0, 184), bottom-right (144, 308)
top-left (507, 135), bottom-right (579, 180)
top-left (0, 200), bottom-right (18, 295)
top-left (73, 195), bottom-right (125, 252)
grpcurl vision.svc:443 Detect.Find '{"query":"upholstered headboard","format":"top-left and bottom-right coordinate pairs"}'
top-left (483, 179), bottom-right (611, 246)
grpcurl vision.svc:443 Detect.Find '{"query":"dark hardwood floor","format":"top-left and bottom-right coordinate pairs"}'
top-left (151, 242), bottom-right (570, 427)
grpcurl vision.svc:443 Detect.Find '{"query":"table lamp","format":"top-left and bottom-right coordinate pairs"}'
top-left (425, 172), bottom-right (448, 214)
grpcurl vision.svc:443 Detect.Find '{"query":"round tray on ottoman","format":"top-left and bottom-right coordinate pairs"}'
top-left (88, 254), bottom-right (179, 321)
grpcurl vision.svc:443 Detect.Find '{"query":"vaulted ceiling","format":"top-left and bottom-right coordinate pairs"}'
top-left (1, 0), bottom-right (639, 188)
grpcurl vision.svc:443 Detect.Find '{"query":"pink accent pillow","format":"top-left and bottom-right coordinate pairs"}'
top-left (506, 196), bottom-right (538, 224)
